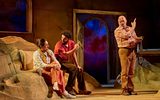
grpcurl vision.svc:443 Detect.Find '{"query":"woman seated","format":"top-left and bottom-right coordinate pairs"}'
top-left (33, 38), bottom-right (76, 99)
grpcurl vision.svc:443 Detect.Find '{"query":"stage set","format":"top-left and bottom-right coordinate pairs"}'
top-left (0, 0), bottom-right (160, 100)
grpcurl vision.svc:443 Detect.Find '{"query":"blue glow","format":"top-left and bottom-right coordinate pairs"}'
top-left (85, 19), bottom-right (108, 37)
top-left (11, 0), bottom-right (26, 32)
top-left (16, 0), bottom-right (26, 11)
top-left (99, 25), bottom-right (107, 36)
top-left (84, 18), bottom-right (108, 84)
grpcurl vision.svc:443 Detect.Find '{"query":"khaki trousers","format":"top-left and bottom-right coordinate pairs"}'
top-left (118, 48), bottom-right (136, 91)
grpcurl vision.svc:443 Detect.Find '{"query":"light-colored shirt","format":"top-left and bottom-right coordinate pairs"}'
top-left (114, 26), bottom-right (138, 48)
top-left (33, 49), bottom-right (58, 70)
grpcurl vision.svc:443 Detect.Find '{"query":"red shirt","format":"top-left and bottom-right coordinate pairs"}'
top-left (54, 40), bottom-right (75, 62)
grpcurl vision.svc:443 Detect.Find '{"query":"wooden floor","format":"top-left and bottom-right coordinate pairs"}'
top-left (61, 88), bottom-right (160, 100)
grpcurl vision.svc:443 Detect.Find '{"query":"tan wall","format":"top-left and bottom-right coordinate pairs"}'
top-left (33, 0), bottom-right (74, 50)
top-left (32, 0), bottom-right (141, 51)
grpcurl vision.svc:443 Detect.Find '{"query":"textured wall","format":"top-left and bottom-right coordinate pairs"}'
top-left (33, 0), bottom-right (74, 50)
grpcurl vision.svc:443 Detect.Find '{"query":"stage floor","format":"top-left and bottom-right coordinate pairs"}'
top-left (61, 88), bottom-right (159, 100)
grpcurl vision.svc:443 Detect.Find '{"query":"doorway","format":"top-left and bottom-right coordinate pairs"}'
top-left (73, 9), bottom-right (125, 86)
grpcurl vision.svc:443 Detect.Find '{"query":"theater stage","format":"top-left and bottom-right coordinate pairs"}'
top-left (55, 88), bottom-right (159, 100)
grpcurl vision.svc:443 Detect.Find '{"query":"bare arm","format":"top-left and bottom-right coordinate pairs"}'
top-left (73, 52), bottom-right (79, 67)
top-left (47, 49), bottom-right (61, 69)
top-left (73, 52), bottom-right (83, 71)
top-left (64, 43), bottom-right (79, 55)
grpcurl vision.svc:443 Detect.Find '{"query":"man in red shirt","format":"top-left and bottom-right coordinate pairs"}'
top-left (54, 31), bottom-right (91, 95)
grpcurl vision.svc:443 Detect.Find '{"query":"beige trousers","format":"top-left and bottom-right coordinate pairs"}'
top-left (118, 48), bottom-right (136, 91)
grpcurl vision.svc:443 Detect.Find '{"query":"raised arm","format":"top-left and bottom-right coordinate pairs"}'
top-left (64, 43), bottom-right (79, 55)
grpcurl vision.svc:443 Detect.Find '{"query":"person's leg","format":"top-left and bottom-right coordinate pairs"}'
top-left (119, 48), bottom-right (130, 95)
top-left (77, 71), bottom-right (85, 91)
top-left (50, 68), bottom-right (59, 91)
top-left (128, 50), bottom-right (137, 95)
top-left (77, 71), bottom-right (91, 95)
top-left (41, 68), bottom-right (55, 98)
top-left (50, 68), bottom-right (57, 81)
top-left (41, 68), bottom-right (53, 86)
top-left (61, 62), bottom-right (77, 95)
top-left (43, 67), bottom-right (75, 98)
top-left (56, 69), bottom-right (76, 99)
top-left (56, 69), bottom-right (65, 92)
top-left (42, 67), bottom-right (61, 94)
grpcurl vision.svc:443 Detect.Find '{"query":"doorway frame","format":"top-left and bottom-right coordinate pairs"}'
top-left (73, 9), bottom-right (125, 86)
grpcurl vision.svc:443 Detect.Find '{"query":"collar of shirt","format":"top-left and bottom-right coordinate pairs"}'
top-left (119, 26), bottom-right (129, 30)
top-left (43, 52), bottom-right (48, 57)
top-left (62, 43), bottom-right (69, 48)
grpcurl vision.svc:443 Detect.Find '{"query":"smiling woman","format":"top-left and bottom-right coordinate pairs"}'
top-left (0, 0), bottom-right (32, 33)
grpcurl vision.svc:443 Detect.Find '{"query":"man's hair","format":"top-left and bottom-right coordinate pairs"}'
top-left (36, 38), bottom-right (46, 48)
top-left (61, 31), bottom-right (72, 39)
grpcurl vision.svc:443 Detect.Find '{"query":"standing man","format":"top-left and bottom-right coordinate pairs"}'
top-left (54, 31), bottom-right (91, 95)
top-left (114, 16), bottom-right (143, 95)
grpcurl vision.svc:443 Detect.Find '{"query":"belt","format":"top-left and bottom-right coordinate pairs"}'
top-left (119, 47), bottom-right (135, 51)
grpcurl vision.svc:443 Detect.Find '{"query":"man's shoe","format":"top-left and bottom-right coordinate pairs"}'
top-left (47, 86), bottom-right (53, 98)
top-left (68, 89), bottom-right (76, 96)
top-left (129, 91), bottom-right (137, 95)
top-left (78, 90), bottom-right (92, 95)
top-left (121, 90), bottom-right (129, 96)
top-left (63, 90), bottom-right (76, 99)
top-left (47, 93), bottom-right (52, 98)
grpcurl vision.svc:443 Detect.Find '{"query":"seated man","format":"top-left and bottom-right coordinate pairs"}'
top-left (54, 31), bottom-right (91, 95)
top-left (33, 38), bottom-right (76, 99)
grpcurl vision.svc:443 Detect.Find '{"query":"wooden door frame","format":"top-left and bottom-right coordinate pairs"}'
top-left (73, 9), bottom-right (125, 86)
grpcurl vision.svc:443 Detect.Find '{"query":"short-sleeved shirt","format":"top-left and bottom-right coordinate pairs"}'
top-left (114, 26), bottom-right (137, 48)
top-left (54, 40), bottom-right (75, 63)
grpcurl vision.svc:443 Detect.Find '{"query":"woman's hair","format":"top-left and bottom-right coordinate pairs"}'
top-left (61, 31), bottom-right (72, 39)
top-left (36, 38), bottom-right (46, 48)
